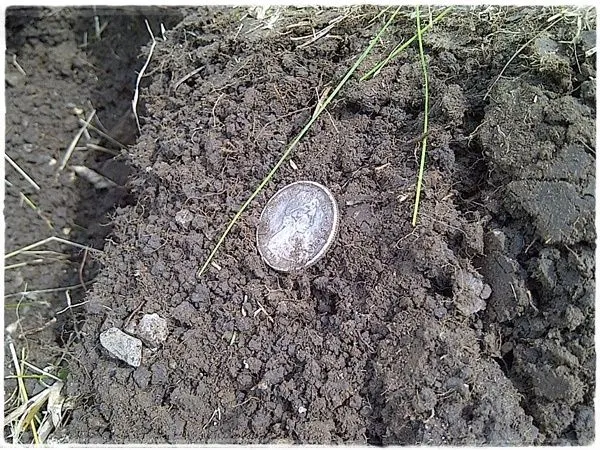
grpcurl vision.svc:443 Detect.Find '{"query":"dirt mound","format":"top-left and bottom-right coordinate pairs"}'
top-left (4, 6), bottom-right (595, 445)
top-left (478, 76), bottom-right (595, 443)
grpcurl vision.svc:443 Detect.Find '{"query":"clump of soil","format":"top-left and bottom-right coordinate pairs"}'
top-left (4, 6), bottom-right (595, 445)
top-left (478, 76), bottom-right (595, 444)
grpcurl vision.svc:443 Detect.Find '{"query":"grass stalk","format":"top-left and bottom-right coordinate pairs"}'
top-left (9, 342), bottom-right (29, 407)
top-left (58, 109), bottom-right (96, 172)
top-left (4, 283), bottom-right (87, 299)
top-left (360, 6), bottom-right (453, 82)
top-left (197, 7), bottom-right (402, 276)
top-left (5, 154), bottom-right (41, 191)
top-left (4, 236), bottom-right (101, 260)
top-left (412, 6), bottom-right (430, 227)
top-left (133, 20), bottom-right (156, 133)
top-left (18, 192), bottom-right (54, 230)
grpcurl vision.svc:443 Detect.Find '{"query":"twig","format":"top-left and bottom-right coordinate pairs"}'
top-left (312, 87), bottom-right (331, 120)
top-left (368, 6), bottom-right (392, 25)
top-left (17, 192), bottom-right (53, 230)
top-left (412, 6), bottom-right (430, 227)
top-left (133, 20), bottom-right (157, 133)
top-left (197, 7), bottom-right (402, 276)
top-left (212, 93), bottom-right (225, 127)
top-left (59, 109), bottom-right (96, 171)
top-left (75, 108), bottom-right (92, 141)
top-left (56, 299), bottom-right (90, 315)
top-left (64, 290), bottom-right (81, 337)
top-left (4, 236), bottom-right (101, 260)
top-left (123, 300), bottom-right (146, 329)
top-left (20, 250), bottom-right (68, 257)
top-left (232, 396), bottom-right (260, 409)
top-left (5, 154), bottom-right (40, 191)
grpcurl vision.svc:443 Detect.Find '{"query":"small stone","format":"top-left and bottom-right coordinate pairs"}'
top-left (175, 209), bottom-right (193, 228)
top-left (5, 72), bottom-right (25, 88)
top-left (433, 306), bottom-right (448, 319)
top-left (136, 313), bottom-right (169, 348)
top-left (534, 37), bottom-right (560, 55)
top-left (298, 406), bottom-right (307, 414)
top-left (564, 305), bottom-right (585, 331)
top-left (454, 270), bottom-right (488, 316)
top-left (100, 327), bottom-right (142, 367)
top-left (480, 283), bottom-right (492, 300)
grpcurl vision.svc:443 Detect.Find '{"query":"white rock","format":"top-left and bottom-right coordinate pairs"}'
top-left (136, 313), bottom-right (168, 348)
top-left (100, 327), bottom-right (142, 367)
top-left (175, 209), bottom-right (193, 227)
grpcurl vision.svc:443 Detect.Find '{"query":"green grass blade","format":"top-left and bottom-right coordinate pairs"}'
top-left (412, 6), bottom-right (430, 227)
top-left (198, 7), bottom-right (402, 277)
top-left (360, 6), bottom-right (452, 82)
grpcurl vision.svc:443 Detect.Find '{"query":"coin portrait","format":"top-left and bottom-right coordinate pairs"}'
top-left (256, 181), bottom-right (339, 271)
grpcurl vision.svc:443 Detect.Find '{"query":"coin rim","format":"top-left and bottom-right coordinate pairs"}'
top-left (256, 180), bottom-right (339, 272)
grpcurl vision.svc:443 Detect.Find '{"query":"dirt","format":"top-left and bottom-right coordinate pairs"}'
top-left (3, 6), bottom-right (595, 445)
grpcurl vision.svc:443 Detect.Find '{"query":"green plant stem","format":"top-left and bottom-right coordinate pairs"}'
top-left (360, 6), bottom-right (452, 82)
top-left (197, 7), bottom-right (402, 277)
top-left (412, 6), bottom-right (430, 227)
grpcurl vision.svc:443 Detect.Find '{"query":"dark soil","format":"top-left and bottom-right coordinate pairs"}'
top-left (3, 6), bottom-right (596, 445)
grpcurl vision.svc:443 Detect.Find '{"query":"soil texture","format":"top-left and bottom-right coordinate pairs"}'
top-left (3, 6), bottom-right (596, 445)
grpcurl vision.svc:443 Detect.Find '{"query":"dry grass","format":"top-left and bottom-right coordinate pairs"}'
top-left (4, 339), bottom-right (69, 444)
top-left (132, 20), bottom-right (158, 133)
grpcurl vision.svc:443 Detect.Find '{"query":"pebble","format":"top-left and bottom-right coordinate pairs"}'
top-left (175, 209), bottom-right (193, 228)
top-left (136, 313), bottom-right (169, 348)
top-left (5, 72), bottom-right (25, 88)
top-left (100, 327), bottom-right (142, 367)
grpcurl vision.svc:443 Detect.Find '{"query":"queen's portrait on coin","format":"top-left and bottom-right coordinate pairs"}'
top-left (267, 198), bottom-right (319, 263)
top-left (257, 181), bottom-right (338, 271)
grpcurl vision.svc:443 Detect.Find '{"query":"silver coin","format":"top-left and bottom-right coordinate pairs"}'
top-left (257, 181), bottom-right (339, 272)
